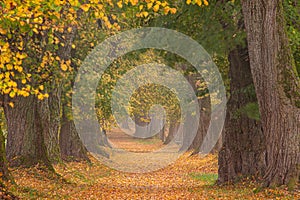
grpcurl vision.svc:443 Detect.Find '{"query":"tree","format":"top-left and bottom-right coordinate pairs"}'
top-left (218, 46), bottom-right (266, 183)
top-left (241, 0), bottom-right (300, 187)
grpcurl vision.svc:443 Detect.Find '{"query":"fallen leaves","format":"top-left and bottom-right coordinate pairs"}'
top-left (5, 132), bottom-right (299, 199)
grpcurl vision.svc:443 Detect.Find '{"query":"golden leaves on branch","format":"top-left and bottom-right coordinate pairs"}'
top-left (135, 0), bottom-right (177, 18)
top-left (186, 0), bottom-right (209, 6)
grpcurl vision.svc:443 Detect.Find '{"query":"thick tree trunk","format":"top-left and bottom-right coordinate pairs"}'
top-left (4, 96), bottom-right (52, 169)
top-left (242, 0), bottom-right (300, 187)
top-left (59, 103), bottom-right (90, 161)
top-left (218, 47), bottom-right (266, 184)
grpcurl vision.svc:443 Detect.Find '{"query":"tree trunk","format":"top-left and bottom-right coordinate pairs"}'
top-left (44, 88), bottom-right (61, 163)
top-left (242, 0), bottom-right (300, 187)
top-left (164, 121), bottom-right (179, 144)
top-left (218, 47), bottom-right (266, 184)
top-left (4, 96), bottom-right (53, 169)
top-left (0, 125), bottom-right (11, 181)
top-left (158, 122), bottom-right (165, 142)
top-left (59, 102), bottom-right (90, 161)
top-left (188, 96), bottom-right (212, 154)
top-left (134, 113), bottom-right (150, 138)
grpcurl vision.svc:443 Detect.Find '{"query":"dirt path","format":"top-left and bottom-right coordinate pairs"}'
top-left (8, 130), bottom-right (299, 199)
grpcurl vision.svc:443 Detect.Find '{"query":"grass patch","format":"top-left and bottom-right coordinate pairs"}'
top-left (189, 173), bottom-right (218, 185)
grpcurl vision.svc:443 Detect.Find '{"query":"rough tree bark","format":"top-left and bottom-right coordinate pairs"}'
top-left (241, 0), bottom-right (300, 187)
top-left (44, 88), bottom-right (61, 163)
top-left (218, 47), bottom-right (266, 184)
top-left (4, 95), bottom-right (53, 169)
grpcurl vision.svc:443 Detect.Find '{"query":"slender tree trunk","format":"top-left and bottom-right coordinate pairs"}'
top-left (158, 122), bottom-right (165, 142)
top-left (4, 96), bottom-right (53, 169)
top-left (180, 113), bottom-right (194, 151)
top-left (189, 96), bottom-right (212, 154)
top-left (164, 121), bottom-right (179, 144)
top-left (218, 47), bottom-right (266, 184)
top-left (241, 0), bottom-right (300, 187)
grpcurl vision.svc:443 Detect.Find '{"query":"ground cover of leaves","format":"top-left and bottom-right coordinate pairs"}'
top-left (5, 130), bottom-right (299, 199)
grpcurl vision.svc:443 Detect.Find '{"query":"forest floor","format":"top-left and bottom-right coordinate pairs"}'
top-left (5, 129), bottom-right (300, 199)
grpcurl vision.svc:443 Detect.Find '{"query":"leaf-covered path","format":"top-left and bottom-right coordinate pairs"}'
top-left (7, 130), bottom-right (299, 199)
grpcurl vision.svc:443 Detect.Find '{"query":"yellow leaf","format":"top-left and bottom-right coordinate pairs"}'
top-left (61, 63), bottom-right (68, 71)
top-left (203, 0), bottom-right (209, 6)
top-left (69, 0), bottom-right (79, 7)
top-left (153, 4), bottom-right (159, 12)
top-left (8, 102), bottom-right (14, 108)
top-left (21, 79), bottom-right (26, 84)
top-left (72, 44), bottom-right (76, 49)
top-left (33, 28), bottom-right (39, 34)
top-left (195, 0), bottom-right (202, 6)
top-left (39, 85), bottom-right (44, 90)
top-left (139, 5), bottom-right (144, 11)
top-left (3, 88), bottom-right (11, 94)
top-left (130, 0), bottom-right (138, 6)
top-left (97, 4), bottom-right (103, 10)
top-left (9, 91), bottom-right (16, 98)
top-left (117, 1), bottom-right (123, 8)
top-left (15, 66), bottom-right (23, 73)
top-left (141, 11), bottom-right (149, 18)
top-left (170, 8), bottom-right (177, 14)
top-left (111, 14), bottom-right (117, 20)
top-left (18, 90), bottom-right (29, 97)
top-left (6, 64), bottom-right (13, 70)
top-left (16, 52), bottom-right (27, 59)
top-left (147, 2), bottom-right (153, 9)
top-left (37, 94), bottom-right (44, 100)
top-left (0, 28), bottom-right (7, 35)
top-left (161, 1), bottom-right (168, 7)
top-left (163, 7), bottom-right (170, 14)
top-left (67, 27), bottom-right (72, 33)
top-left (186, 0), bottom-right (191, 5)
top-left (66, 59), bottom-right (71, 66)
top-left (80, 4), bottom-right (91, 12)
